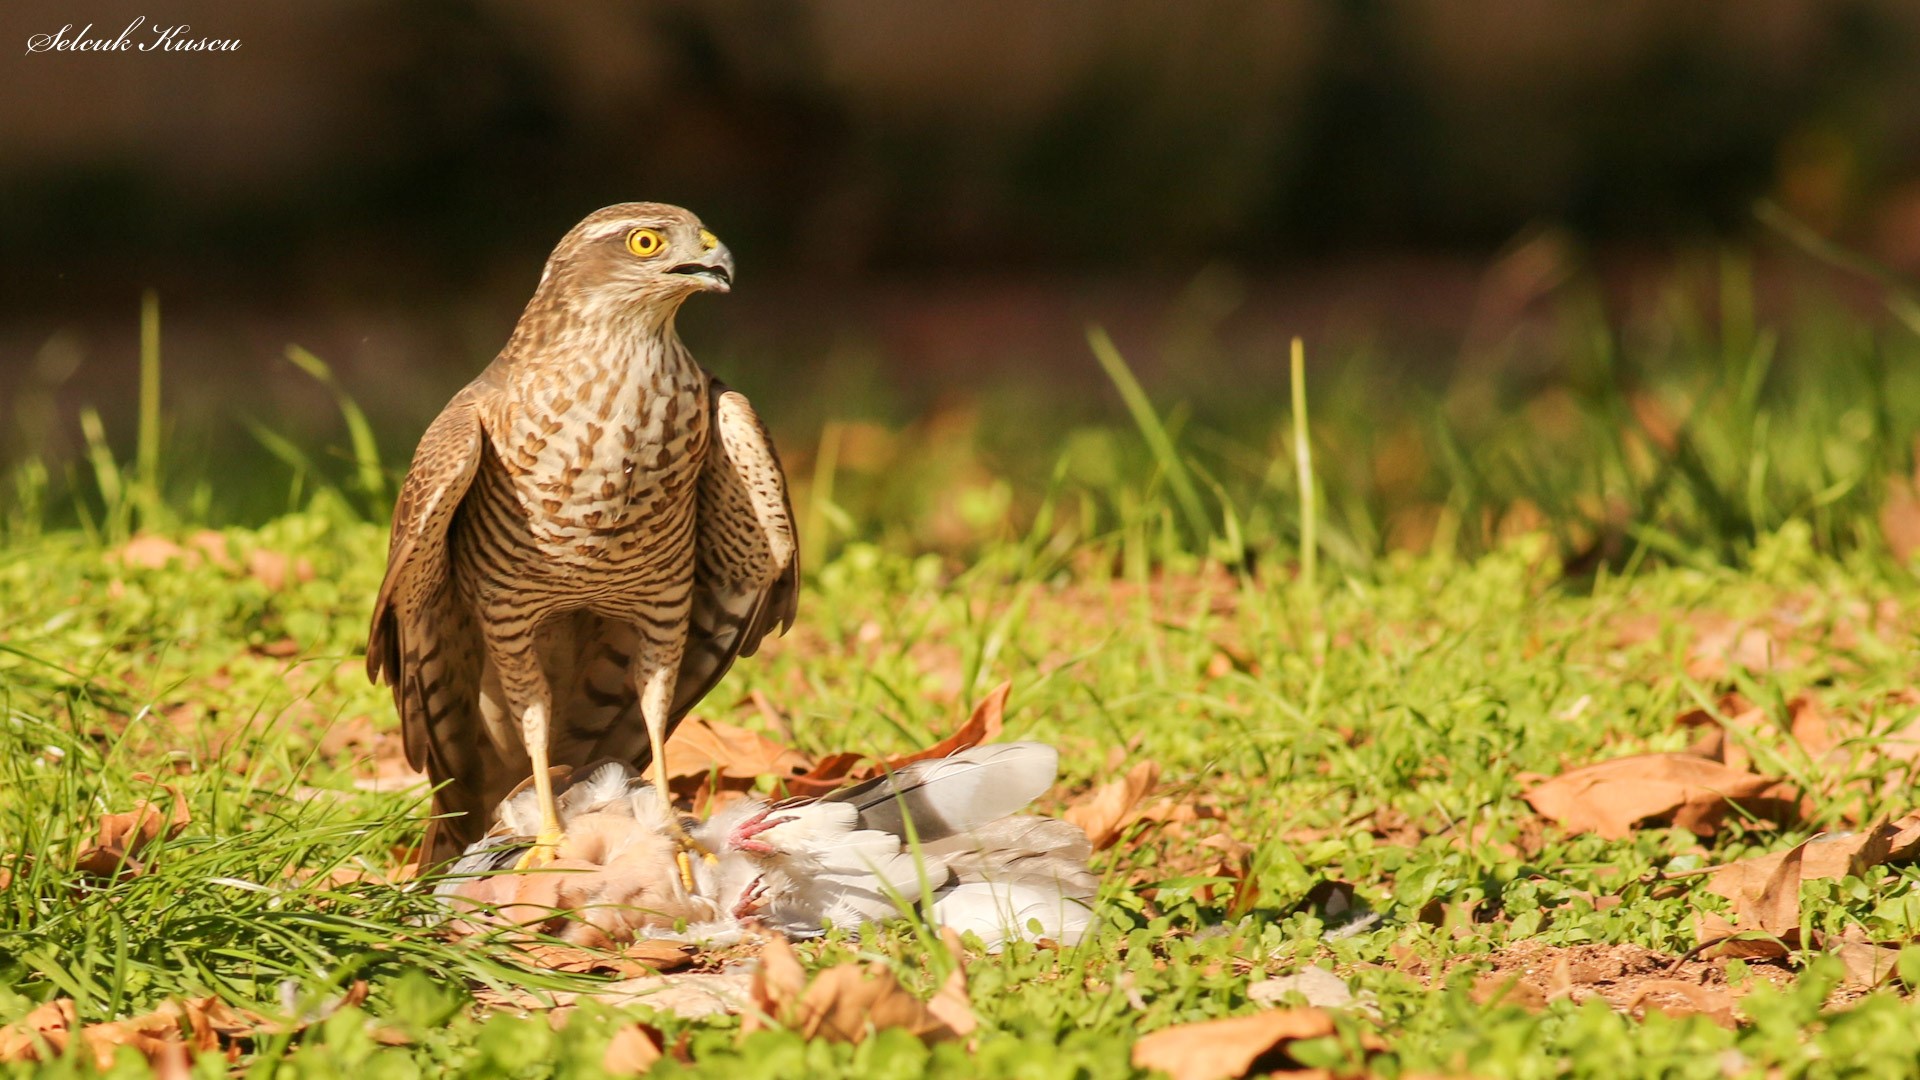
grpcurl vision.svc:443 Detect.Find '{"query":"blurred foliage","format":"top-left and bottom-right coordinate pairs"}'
top-left (10, 247), bottom-right (1920, 584)
top-left (6, 0), bottom-right (1920, 305)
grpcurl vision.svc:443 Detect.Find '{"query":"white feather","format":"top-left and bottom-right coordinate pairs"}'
top-left (559, 761), bottom-right (642, 818)
top-left (446, 742), bottom-right (1096, 949)
top-left (932, 881), bottom-right (1094, 949)
top-left (833, 743), bottom-right (1059, 841)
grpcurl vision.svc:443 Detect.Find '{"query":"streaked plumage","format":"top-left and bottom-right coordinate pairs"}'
top-left (441, 743), bottom-right (1098, 948)
top-left (368, 203), bottom-right (797, 866)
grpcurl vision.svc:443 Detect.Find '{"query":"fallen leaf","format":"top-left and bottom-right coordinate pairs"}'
top-left (815, 966), bottom-right (956, 1041)
top-left (744, 935), bottom-right (970, 1043)
top-left (663, 718), bottom-right (811, 784)
top-left (1831, 941), bottom-right (1901, 990)
top-left (511, 941), bottom-right (696, 977)
top-left (926, 967), bottom-right (978, 1038)
top-left (1704, 827), bottom-right (1894, 914)
top-left (882, 681), bottom-right (1009, 767)
top-left (1788, 697), bottom-right (1836, 757)
top-left (1882, 475), bottom-right (1920, 563)
top-left (1470, 974), bottom-right (1549, 1011)
top-left (1693, 911), bottom-right (1788, 961)
top-left (602, 1022), bottom-right (664, 1074)
top-left (752, 935), bottom-right (809, 1019)
top-left (1130, 1008), bottom-right (1336, 1080)
top-left (244, 548), bottom-right (315, 591)
top-left (1523, 753), bottom-right (1800, 839)
top-left (0, 996), bottom-right (240, 1070)
top-left (475, 972), bottom-right (755, 1018)
top-left (784, 682), bottom-right (1010, 797)
top-left (113, 535), bottom-right (193, 571)
top-left (1722, 837), bottom-right (1805, 940)
top-left (1623, 980), bottom-right (1740, 1028)
top-left (1065, 760), bottom-right (1161, 850)
top-left (1680, 695), bottom-right (1837, 770)
top-left (74, 777), bottom-right (191, 879)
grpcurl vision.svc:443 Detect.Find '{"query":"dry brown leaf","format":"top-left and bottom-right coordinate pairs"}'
top-left (883, 681), bottom-right (1009, 767)
top-left (1470, 975), bottom-right (1549, 1011)
top-left (602, 1022), bottom-right (664, 1074)
top-left (1692, 911), bottom-right (1789, 960)
top-left (1523, 753), bottom-right (1799, 839)
top-left (925, 967), bottom-right (979, 1038)
top-left (74, 777), bottom-right (191, 879)
top-left (113, 535), bottom-right (194, 570)
top-left (753, 936), bottom-right (809, 1019)
top-left (784, 682), bottom-right (1010, 798)
top-left (1788, 698), bottom-right (1837, 757)
top-left (744, 935), bottom-right (970, 1044)
top-left (663, 718), bottom-right (811, 783)
top-left (791, 965), bottom-right (961, 1042)
top-left (1681, 695), bottom-right (1839, 771)
top-left (1882, 475), bottom-right (1920, 563)
top-left (1727, 837), bottom-right (1805, 940)
top-left (1705, 828), bottom-right (1894, 914)
top-left (0, 996), bottom-right (241, 1070)
top-left (1685, 618), bottom-right (1788, 681)
top-left (1129, 1009), bottom-right (1336, 1080)
top-left (513, 941), bottom-right (696, 977)
top-left (1065, 760), bottom-right (1161, 850)
top-left (1832, 941), bottom-right (1902, 989)
top-left (244, 548), bottom-right (315, 591)
top-left (113, 533), bottom-right (310, 591)
top-left (1698, 816), bottom-right (1920, 957)
top-left (1623, 980), bottom-right (1739, 1028)
top-left (1885, 809), bottom-right (1920, 860)
top-left (478, 972), bottom-right (754, 1017)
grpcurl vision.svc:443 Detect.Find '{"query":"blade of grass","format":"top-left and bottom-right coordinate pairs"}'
top-left (137, 290), bottom-right (164, 528)
top-left (1291, 336), bottom-right (1317, 596)
top-left (1087, 325), bottom-right (1212, 548)
top-left (284, 345), bottom-right (387, 511)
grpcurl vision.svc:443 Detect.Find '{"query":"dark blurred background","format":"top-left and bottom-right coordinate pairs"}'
top-left (8, 0), bottom-right (1920, 544)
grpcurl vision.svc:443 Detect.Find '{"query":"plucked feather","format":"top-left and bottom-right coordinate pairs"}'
top-left (931, 881), bottom-right (1094, 948)
top-left (440, 742), bottom-right (1096, 948)
top-left (823, 743), bottom-right (1060, 841)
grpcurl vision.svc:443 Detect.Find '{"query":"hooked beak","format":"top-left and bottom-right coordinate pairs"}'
top-left (664, 246), bottom-right (735, 294)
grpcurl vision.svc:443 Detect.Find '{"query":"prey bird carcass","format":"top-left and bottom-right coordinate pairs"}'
top-left (437, 742), bottom-right (1099, 949)
top-left (367, 204), bottom-right (797, 867)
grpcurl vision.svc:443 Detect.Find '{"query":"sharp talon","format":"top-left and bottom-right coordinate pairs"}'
top-left (513, 830), bottom-right (564, 871)
top-left (665, 816), bottom-right (711, 857)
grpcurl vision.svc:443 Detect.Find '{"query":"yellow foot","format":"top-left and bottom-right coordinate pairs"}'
top-left (512, 829), bottom-right (565, 871)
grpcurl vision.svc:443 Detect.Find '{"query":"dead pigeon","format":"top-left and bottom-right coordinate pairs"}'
top-left (438, 741), bottom-right (1098, 949)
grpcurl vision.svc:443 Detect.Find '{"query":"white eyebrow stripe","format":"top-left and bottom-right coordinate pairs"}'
top-left (582, 222), bottom-right (647, 241)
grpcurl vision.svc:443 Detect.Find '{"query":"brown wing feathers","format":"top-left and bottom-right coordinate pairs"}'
top-left (369, 377), bottom-right (797, 864)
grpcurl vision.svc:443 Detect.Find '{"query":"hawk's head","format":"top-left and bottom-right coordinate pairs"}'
top-left (540, 202), bottom-right (736, 314)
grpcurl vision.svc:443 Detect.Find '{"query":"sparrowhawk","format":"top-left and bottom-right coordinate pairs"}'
top-left (367, 203), bottom-right (798, 867)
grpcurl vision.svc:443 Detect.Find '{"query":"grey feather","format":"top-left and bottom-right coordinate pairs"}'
top-left (929, 815), bottom-right (1098, 896)
top-left (824, 742), bottom-right (1059, 842)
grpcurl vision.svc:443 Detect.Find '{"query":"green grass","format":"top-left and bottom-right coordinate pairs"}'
top-left (7, 255), bottom-right (1920, 1076)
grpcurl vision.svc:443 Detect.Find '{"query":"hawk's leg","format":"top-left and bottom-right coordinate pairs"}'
top-left (489, 633), bottom-right (565, 868)
top-left (632, 636), bottom-right (694, 846)
top-left (515, 699), bottom-right (565, 869)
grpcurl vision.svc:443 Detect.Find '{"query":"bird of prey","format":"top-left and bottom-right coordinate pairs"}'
top-left (440, 743), bottom-right (1099, 948)
top-left (367, 203), bottom-right (798, 868)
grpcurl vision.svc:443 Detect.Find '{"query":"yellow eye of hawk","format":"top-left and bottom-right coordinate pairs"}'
top-left (625, 228), bottom-right (667, 257)
top-left (699, 229), bottom-right (719, 251)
